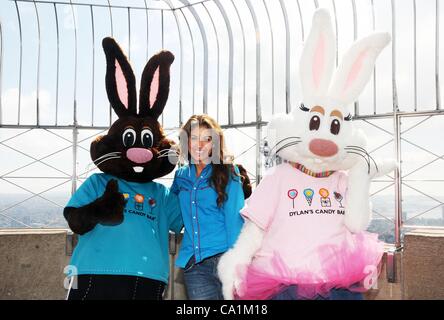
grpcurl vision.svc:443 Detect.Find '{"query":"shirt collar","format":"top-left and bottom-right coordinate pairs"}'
top-left (189, 163), bottom-right (212, 180)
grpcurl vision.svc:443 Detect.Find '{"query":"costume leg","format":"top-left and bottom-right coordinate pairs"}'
top-left (67, 275), bottom-right (165, 300)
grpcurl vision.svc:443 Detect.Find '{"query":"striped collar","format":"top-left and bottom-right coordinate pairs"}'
top-left (290, 162), bottom-right (335, 178)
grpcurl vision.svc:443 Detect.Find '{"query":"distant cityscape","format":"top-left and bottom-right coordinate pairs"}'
top-left (0, 193), bottom-right (443, 244)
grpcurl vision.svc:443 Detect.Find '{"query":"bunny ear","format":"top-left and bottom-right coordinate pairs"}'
top-left (328, 32), bottom-right (390, 107)
top-left (102, 37), bottom-right (137, 117)
top-left (299, 9), bottom-right (336, 104)
top-left (139, 50), bottom-right (175, 119)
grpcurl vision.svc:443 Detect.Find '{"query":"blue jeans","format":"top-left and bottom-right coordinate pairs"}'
top-left (183, 254), bottom-right (224, 300)
top-left (271, 285), bottom-right (363, 300)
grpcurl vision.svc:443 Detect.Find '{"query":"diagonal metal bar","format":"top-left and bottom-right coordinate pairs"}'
top-left (234, 127), bottom-right (256, 142)
top-left (402, 154), bottom-right (444, 179)
top-left (402, 182), bottom-right (444, 208)
top-left (368, 138), bottom-right (394, 155)
top-left (0, 129), bottom-right (108, 178)
top-left (0, 177), bottom-right (70, 214)
top-left (0, 144), bottom-right (74, 178)
top-left (0, 211), bottom-right (33, 228)
top-left (370, 182), bottom-right (395, 198)
top-left (400, 115), bottom-right (433, 135)
top-left (0, 142), bottom-right (71, 177)
top-left (401, 136), bottom-right (442, 160)
top-left (4, 176), bottom-right (72, 179)
top-left (44, 128), bottom-right (98, 153)
top-left (371, 208), bottom-right (395, 224)
top-left (404, 202), bottom-right (444, 224)
top-left (233, 142), bottom-right (257, 161)
top-left (361, 119), bottom-right (394, 136)
top-left (0, 129), bottom-right (32, 144)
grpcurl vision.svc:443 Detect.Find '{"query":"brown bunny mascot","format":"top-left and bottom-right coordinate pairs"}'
top-left (64, 37), bottom-right (182, 300)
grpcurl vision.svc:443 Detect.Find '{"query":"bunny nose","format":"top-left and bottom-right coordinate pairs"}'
top-left (309, 139), bottom-right (338, 157)
top-left (126, 148), bottom-right (153, 164)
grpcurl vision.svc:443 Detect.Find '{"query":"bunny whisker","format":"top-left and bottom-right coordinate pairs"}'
top-left (269, 141), bottom-right (301, 159)
top-left (158, 149), bottom-right (178, 156)
top-left (346, 150), bottom-right (371, 174)
top-left (274, 141), bottom-right (301, 156)
top-left (267, 137), bottom-right (302, 155)
top-left (266, 141), bottom-right (301, 165)
top-left (92, 152), bottom-right (122, 164)
top-left (94, 156), bottom-right (122, 167)
top-left (345, 146), bottom-right (379, 173)
top-left (157, 152), bottom-right (179, 159)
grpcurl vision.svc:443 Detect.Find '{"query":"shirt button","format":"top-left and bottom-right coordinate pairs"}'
top-left (192, 201), bottom-right (195, 204)
top-left (193, 216), bottom-right (196, 219)
top-left (195, 246), bottom-right (199, 249)
top-left (193, 187), bottom-right (197, 190)
top-left (195, 231), bottom-right (198, 234)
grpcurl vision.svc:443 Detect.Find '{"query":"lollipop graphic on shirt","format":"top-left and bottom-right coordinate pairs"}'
top-left (287, 189), bottom-right (298, 208)
top-left (303, 188), bottom-right (314, 206)
top-left (319, 188), bottom-right (331, 207)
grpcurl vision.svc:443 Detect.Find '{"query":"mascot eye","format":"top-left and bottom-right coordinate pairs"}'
top-left (141, 129), bottom-right (153, 148)
top-left (330, 119), bottom-right (341, 135)
top-left (309, 116), bottom-right (321, 131)
top-left (122, 128), bottom-right (136, 147)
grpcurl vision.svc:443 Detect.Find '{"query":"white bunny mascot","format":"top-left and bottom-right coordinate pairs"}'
top-left (218, 9), bottom-right (397, 300)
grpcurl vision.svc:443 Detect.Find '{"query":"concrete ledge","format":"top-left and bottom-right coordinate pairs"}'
top-left (403, 227), bottom-right (444, 300)
top-left (364, 250), bottom-right (402, 300)
top-left (3, 227), bottom-right (442, 300)
top-left (0, 228), bottom-right (70, 300)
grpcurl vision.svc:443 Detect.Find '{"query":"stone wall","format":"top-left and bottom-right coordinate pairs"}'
top-left (403, 228), bottom-right (444, 300)
top-left (0, 229), bottom-right (70, 300)
top-left (1, 227), bottom-right (443, 300)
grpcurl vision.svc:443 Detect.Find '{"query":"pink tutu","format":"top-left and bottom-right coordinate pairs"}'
top-left (235, 231), bottom-right (384, 300)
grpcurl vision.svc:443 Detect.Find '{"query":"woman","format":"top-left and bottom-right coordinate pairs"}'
top-left (171, 114), bottom-right (250, 300)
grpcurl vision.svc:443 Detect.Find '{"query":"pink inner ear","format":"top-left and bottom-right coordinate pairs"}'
top-left (343, 49), bottom-right (368, 94)
top-left (149, 67), bottom-right (160, 108)
top-left (312, 33), bottom-right (325, 90)
top-left (115, 61), bottom-right (128, 108)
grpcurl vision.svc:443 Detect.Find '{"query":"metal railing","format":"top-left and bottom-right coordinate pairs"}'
top-left (0, 0), bottom-right (443, 249)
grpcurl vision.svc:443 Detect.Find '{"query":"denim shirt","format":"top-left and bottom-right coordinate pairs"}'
top-left (171, 164), bottom-right (245, 268)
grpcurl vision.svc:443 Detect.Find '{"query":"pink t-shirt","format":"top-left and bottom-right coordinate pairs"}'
top-left (241, 162), bottom-right (349, 276)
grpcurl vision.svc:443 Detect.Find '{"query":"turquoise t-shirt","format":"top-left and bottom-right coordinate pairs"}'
top-left (66, 173), bottom-right (183, 284)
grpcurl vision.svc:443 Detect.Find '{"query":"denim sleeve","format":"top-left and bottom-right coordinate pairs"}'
top-left (223, 171), bottom-right (245, 248)
top-left (165, 187), bottom-right (183, 234)
top-left (170, 169), bottom-right (180, 195)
